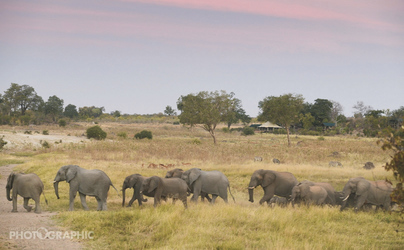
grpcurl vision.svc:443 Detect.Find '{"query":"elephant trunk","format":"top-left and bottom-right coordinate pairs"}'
top-left (54, 181), bottom-right (60, 199)
top-left (248, 186), bottom-right (255, 203)
top-left (6, 187), bottom-right (12, 201)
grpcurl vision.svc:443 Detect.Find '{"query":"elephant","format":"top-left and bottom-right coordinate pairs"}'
top-left (248, 169), bottom-right (298, 205)
top-left (53, 165), bottom-right (119, 211)
top-left (181, 168), bottom-right (235, 204)
top-left (299, 180), bottom-right (336, 205)
top-left (6, 172), bottom-right (48, 213)
top-left (165, 168), bottom-right (212, 202)
top-left (340, 177), bottom-right (393, 212)
top-left (268, 196), bottom-right (289, 208)
top-left (141, 176), bottom-right (188, 208)
top-left (290, 183), bottom-right (328, 207)
top-left (122, 174), bottom-right (150, 207)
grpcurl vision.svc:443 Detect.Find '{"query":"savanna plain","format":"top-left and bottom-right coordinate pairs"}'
top-left (1, 122), bottom-right (403, 249)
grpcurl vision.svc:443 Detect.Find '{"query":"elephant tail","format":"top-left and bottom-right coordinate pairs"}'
top-left (42, 190), bottom-right (48, 205)
top-left (111, 183), bottom-right (120, 197)
top-left (228, 185), bottom-right (236, 203)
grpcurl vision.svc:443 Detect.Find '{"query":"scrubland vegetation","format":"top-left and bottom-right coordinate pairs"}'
top-left (1, 122), bottom-right (403, 249)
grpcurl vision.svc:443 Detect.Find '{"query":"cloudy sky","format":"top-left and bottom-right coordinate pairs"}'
top-left (1, 0), bottom-right (403, 117)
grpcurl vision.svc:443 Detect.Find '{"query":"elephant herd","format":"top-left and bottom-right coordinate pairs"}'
top-left (5, 165), bottom-right (394, 213)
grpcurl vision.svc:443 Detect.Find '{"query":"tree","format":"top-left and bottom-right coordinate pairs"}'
top-left (258, 94), bottom-right (304, 146)
top-left (111, 110), bottom-right (121, 118)
top-left (44, 95), bottom-right (64, 122)
top-left (79, 106), bottom-right (105, 118)
top-left (223, 98), bottom-right (251, 129)
top-left (64, 104), bottom-right (79, 118)
top-left (379, 127), bottom-right (404, 210)
top-left (353, 101), bottom-right (372, 118)
top-left (330, 101), bottom-right (344, 125)
top-left (311, 99), bottom-right (333, 127)
top-left (164, 106), bottom-right (176, 116)
top-left (3, 83), bottom-right (43, 116)
top-left (177, 90), bottom-right (235, 144)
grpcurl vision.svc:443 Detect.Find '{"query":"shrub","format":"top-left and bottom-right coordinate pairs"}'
top-left (86, 126), bottom-right (107, 140)
top-left (41, 141), bottom-right (50, 148)
top-left (0, 136), bottom-right (7, 150)
top-left (42, 130), bottom-right (49, 135)
top-left (58, 119), bottom-right (67, 127)
top-left (134, 130), bottom-right (152, 140)
top-left (222, 127), bottom-right (230, 133)
top-left (241, 127), bottom-right (255, 136)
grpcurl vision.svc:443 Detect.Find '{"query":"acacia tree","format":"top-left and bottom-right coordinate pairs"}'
top-left (258, 94), bottom-right (304, 146)
top-left (177, 90), bottom-right (236, 144)
top-left (3, 83), bottom-right (43, 116)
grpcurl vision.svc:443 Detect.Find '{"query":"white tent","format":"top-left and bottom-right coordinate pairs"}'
top-left (258, 122), bottom-right (283, 131)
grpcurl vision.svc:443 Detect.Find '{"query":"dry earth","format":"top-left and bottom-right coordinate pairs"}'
top-left (0, 130), bottom-right (88, 249)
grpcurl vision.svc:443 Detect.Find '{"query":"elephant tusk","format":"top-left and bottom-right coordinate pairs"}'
top-left (53, 181), bottom-right (57, 183)
top-left (248, 186), bottom-right (255, 190)
top-left (342, 195), bottom-right (350, 202)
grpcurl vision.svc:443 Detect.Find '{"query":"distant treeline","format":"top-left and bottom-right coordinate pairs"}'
top-left (0, 83), bottom-right (403, 138)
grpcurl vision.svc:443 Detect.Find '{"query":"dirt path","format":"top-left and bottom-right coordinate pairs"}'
top-left (0, 165), bottom-right (83, 250)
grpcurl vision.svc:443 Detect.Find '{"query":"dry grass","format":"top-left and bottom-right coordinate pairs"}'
top-left (2, 123), bottom-right (402, 249)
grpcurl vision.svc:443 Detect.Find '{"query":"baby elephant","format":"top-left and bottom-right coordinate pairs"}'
top-left (291, 183), bottom-right (327, 207)
top-left (141, 176), bottom-right (188, 208)
top-left (269, 196), bottom-right (289, 208)
top-left (6, 172), bottom-right (48, 213)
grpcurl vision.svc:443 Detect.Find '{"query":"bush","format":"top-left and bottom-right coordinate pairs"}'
top-left (134, 130), bottom-right (153, 140)
top-left (58, 119), bottom-right (67, 127)
top-left (0, 136), bottom-right (7, 150)
top-left (241, 127), bottom-right (255, 136)
top-left (117, 132), bottom-right (128, 139)
top-left (42, 130), bottom-right (49, 135)
top-left (86, 126), bottom-right (107, 140)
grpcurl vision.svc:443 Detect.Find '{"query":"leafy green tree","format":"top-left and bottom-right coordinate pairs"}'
top-left (258, 94), bottom-right (304, 146)
top-left (44, 95), bottom-right (64, 122)
top-left (310, 99), bottom-right (333, 127)
top-left (177, 90), bottom-right (235, 144)
top-left (224, 98), bottom-right (251, 129)
top-left (164, 106), bottom-right (176, 116)
top-left (111, 110), bottom-right (121, 118)
top-left (79, 106), bottom-right (105, 119)
top-left (379, 127), bottom-right (404, 210)
top-left (3, 83), bottom-right (43, 116)
top-left (300, 113), bottom-right (315, 130)
top-left (64, 104), bottom-right (79, 118)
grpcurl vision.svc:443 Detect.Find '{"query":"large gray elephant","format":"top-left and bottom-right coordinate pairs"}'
top-left (340, 177), bottom-right (393, 212)
top-left (248, 169), bottom-right (298, 205)
top-left (53, 165), bottom-right (119, 211)
top-left (165, 168), bottom-right (212, 202)
top-left (290, 183), bottom-right (328, 207)
top-left (6, 172), bottom-right (48, 213)
top-left (141, 176), bottom-right (188, 208)
top-left (299, 180), bottom-right (336, 205)
top-left (181, 168), bottom-right (235, 204)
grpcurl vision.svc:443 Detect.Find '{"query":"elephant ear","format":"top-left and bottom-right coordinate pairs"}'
top-left (300, 184), bottom-right (310, 198)
top-left (262, 171), bottom-right (276, 188)
top-left (128, 175), bottom-right (140, 188)
top-left (66, 166), bottom-right (78, 183)
top-left (6, 173), bottom-right (15, 189)
top-left (148, 177), bottom-right (160, 193)
top-left (189, 169), bottom-right (201, 186)
top-left (356, 179), bottom-right (370, 196)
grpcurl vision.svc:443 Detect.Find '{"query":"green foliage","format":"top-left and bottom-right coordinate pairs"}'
top-left (42, 130), bottom-right (49, 135)
top-left (0, 135), bottom-right (7, 150)
top-left (44, 95), bottom-right (64, 122)
top-left (379, 127), bottom-right (404, 207)
top-left (58, 119), bottom-right (67, 127)
top-left (86, 126), bottom-right (107, 140)
top-left (164, 105), bottom-right (176, 116)
top-left (134, 130), bottom-right (152, 140)
top-left (41, 140), bottom-right (50, 148)
top-left (241, 127), bottom-right (255, 136)
top-left (64, 104), bottom-right (79, 118)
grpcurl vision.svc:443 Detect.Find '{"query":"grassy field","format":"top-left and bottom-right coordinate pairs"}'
top-left (1, 123), bottom-right (403, 249)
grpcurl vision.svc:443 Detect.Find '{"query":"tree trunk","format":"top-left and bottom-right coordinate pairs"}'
top-left (286, 126), bottom-right (291, 146)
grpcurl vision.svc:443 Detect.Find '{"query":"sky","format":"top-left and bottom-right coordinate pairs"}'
top-left (1, 0), bottom-right (403, 117)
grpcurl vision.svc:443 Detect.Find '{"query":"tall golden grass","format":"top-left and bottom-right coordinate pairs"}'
top-left (2, 123), bottom-right (402, 249)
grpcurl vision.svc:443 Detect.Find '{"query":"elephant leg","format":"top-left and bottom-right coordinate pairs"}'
top-left (69, 188), bottom-right (78, 211)
top-left (79, 193), bottom-right (89, 211)
top-left (260, 189), bottom-right (274, 205)
top-left (191, 186), bottom-right (201, 203)
top-left (355, 195), bottom-right (366, 212)
top-left (23, 198), bottom-right (33, 212)
top-left (33, 197), bottom-right (41, 213)
top-left (211, 195), bottom-right (218, 204)
top-left (11, 194), bottom-right (18, 212)
top-left (128, 192), bottom-right (137, 207)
